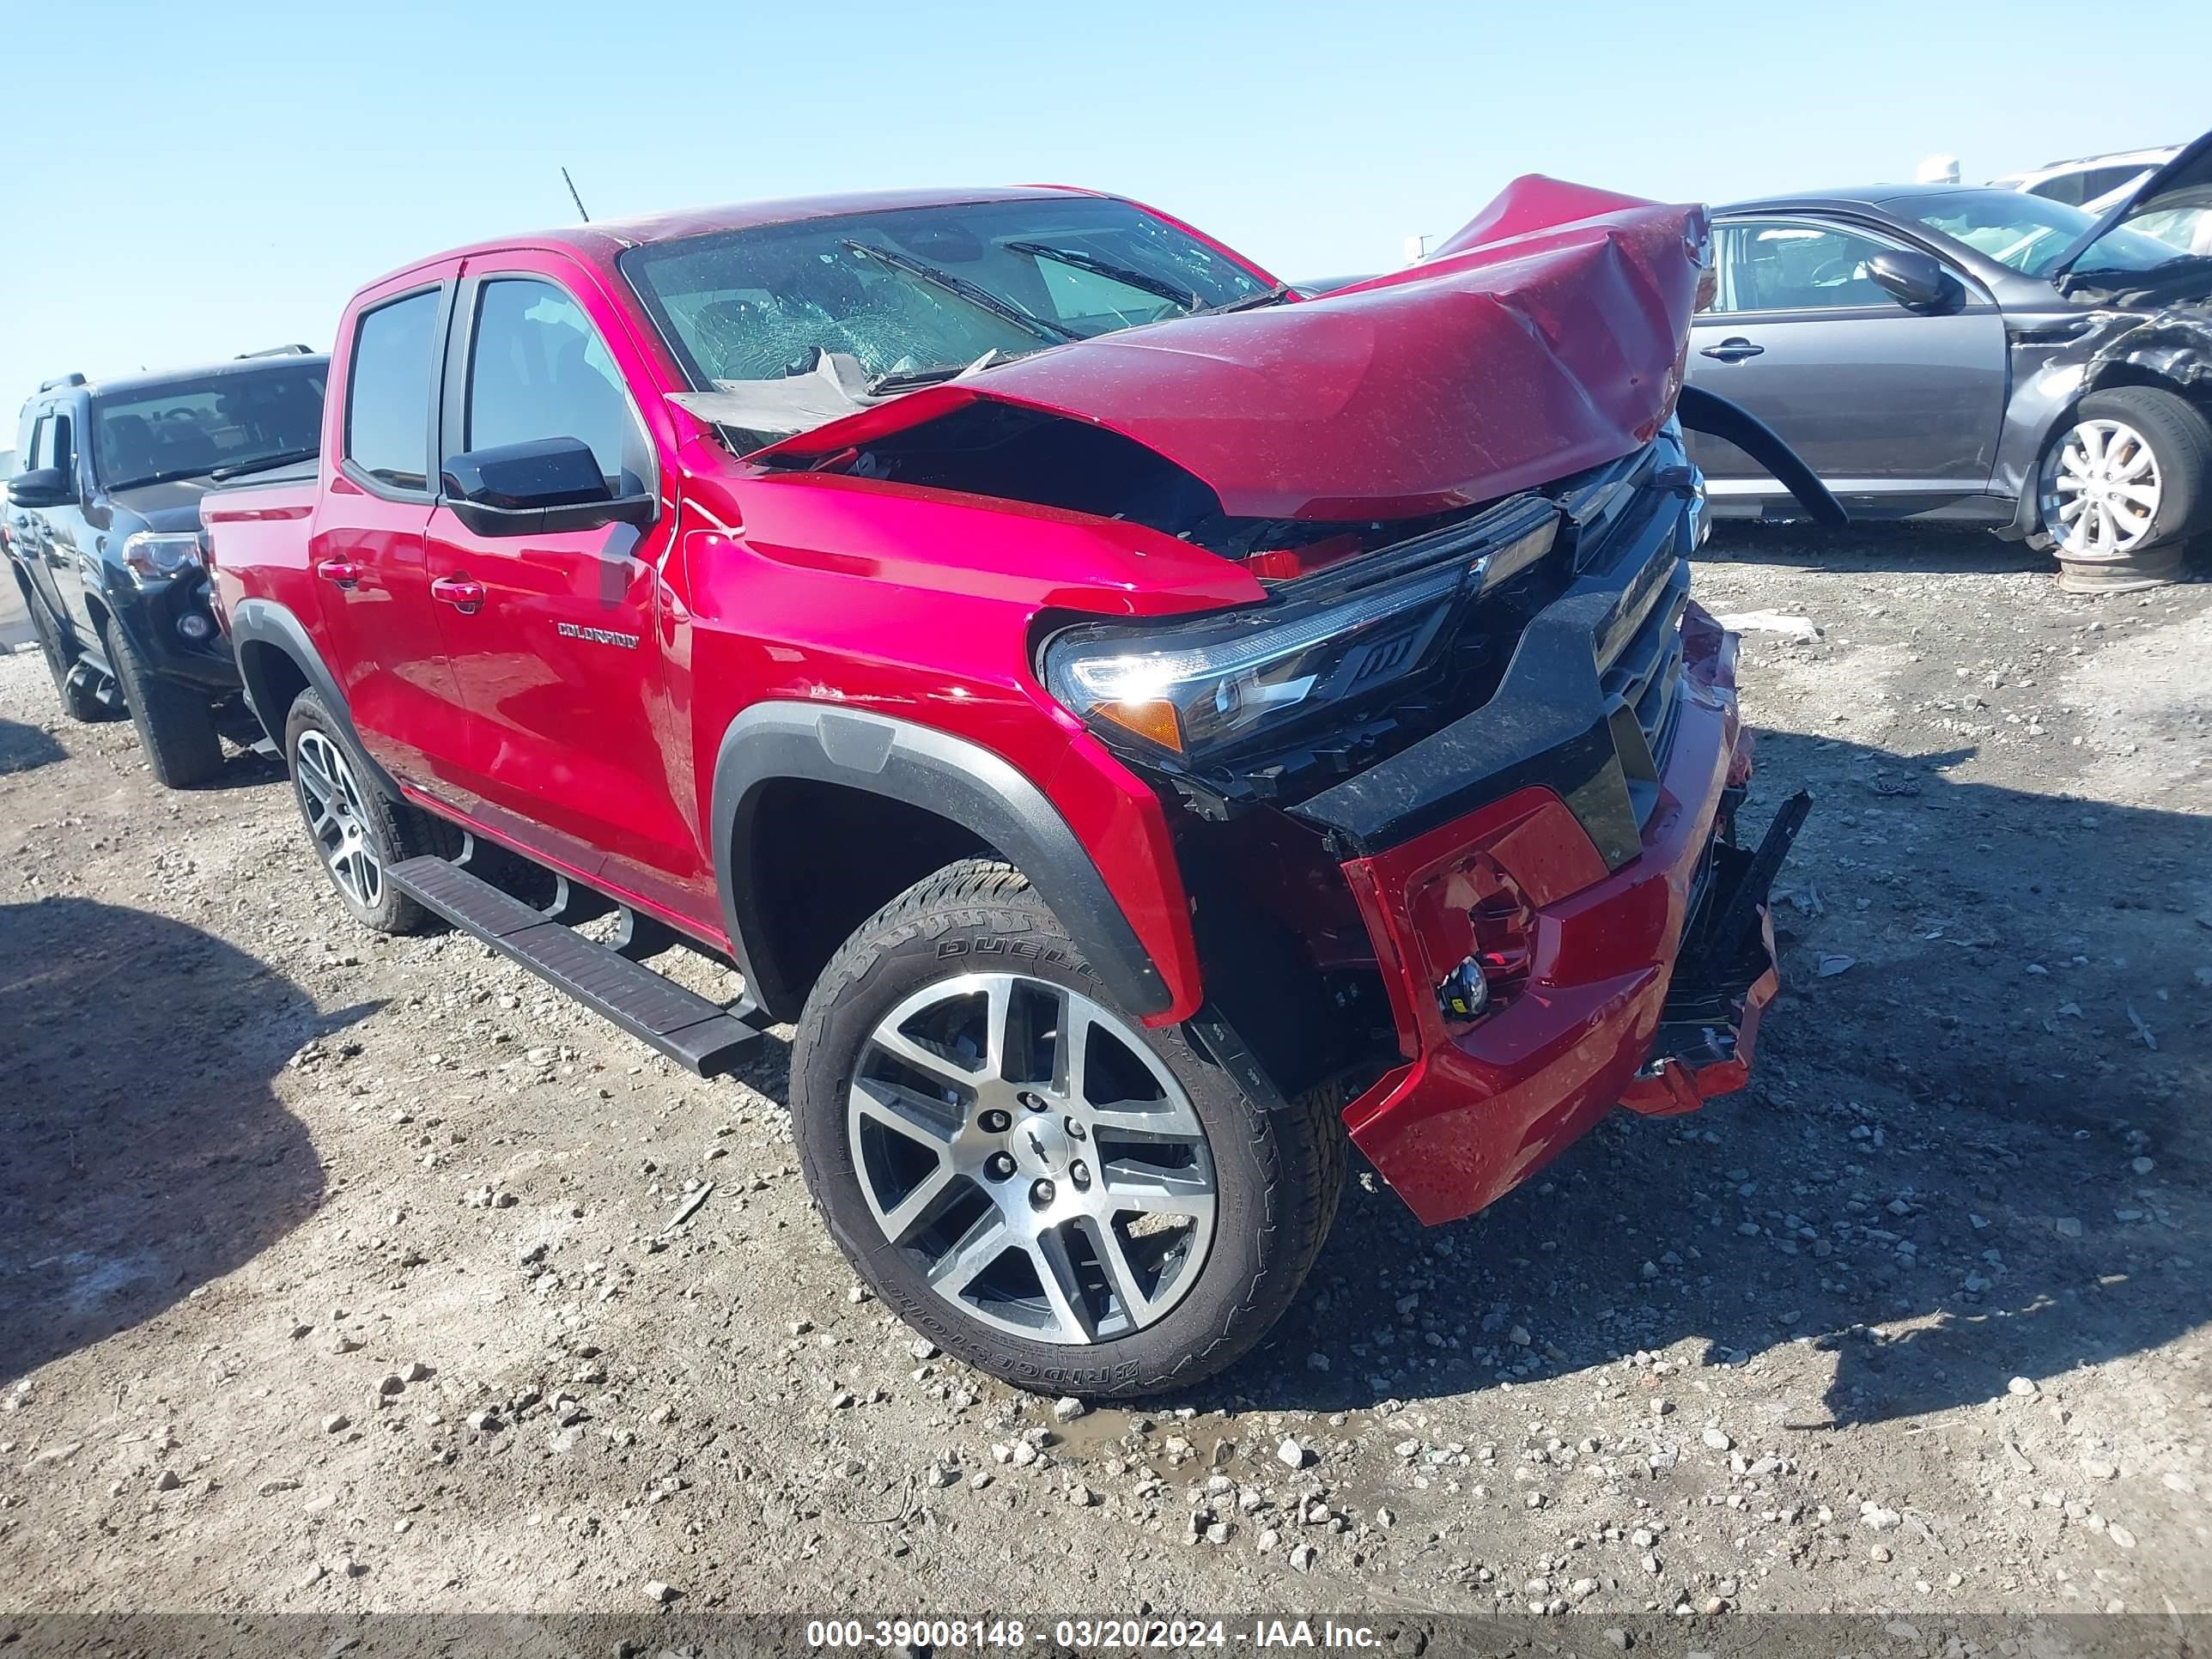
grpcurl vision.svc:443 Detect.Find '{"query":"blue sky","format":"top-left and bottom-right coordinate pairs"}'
top-left (4, 0), bottom-right (2209, 410)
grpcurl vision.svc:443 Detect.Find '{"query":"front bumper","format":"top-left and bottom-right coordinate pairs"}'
top-left (1321, 604), bottom-right (1778, 1227)
top-left (111, 572), bottom-right (240, 694)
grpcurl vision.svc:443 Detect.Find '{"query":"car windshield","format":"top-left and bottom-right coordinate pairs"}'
top-left (622, 195), bottom-right (1274, 395)
top-left (94, 364), bottom-right (325, 489)
top-left (1891, 189), bottom-right (2188, 280)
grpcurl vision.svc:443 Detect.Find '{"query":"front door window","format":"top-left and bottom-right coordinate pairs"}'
top-left (1711, 222), bottom-right (1895, 313)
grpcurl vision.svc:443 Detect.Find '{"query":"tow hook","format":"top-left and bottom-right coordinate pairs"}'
top-left (1437, 956), bottom-right (1490, 1022)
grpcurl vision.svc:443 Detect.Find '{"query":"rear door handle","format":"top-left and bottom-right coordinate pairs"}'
top-left (430, 574), bottom-right (484, 614)
top-left (315, 557), bottom-right (362, 589)
top-left (1699, 337), bottom-right (1765, 362)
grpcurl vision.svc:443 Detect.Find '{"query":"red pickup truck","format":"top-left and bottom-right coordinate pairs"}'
top-left (202, 179), bottom-right (1834, 1396)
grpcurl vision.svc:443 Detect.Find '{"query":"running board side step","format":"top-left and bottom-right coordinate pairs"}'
top-left (386, 855), bottom-right (768, 1078)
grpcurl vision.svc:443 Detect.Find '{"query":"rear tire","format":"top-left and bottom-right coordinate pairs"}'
top-left (283, 689), bottom-right (456, 935)
top-left (101, 615), bottom-right (223, 787)
top-left (16, 574), bottom-right (108, 723)
top-left (790, 857), bottom-right (1344, 1399)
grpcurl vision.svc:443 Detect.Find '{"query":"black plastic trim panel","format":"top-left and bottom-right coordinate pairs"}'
top-left (711, 702), bottom-right (1171, 1023)
top-left (1289, 489), bottom-right (1695, 866)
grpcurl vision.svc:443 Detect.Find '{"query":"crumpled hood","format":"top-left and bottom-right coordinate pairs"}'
top-left (750, 177), bottom-right (1709, 521)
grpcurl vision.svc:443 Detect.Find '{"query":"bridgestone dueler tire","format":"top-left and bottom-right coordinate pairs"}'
top-left (790, 857), bottom-right (1346, 1399)
top-left (102, 615), bottom-right (223, 787)
top-left (283, 690), bottom-right (458, 936)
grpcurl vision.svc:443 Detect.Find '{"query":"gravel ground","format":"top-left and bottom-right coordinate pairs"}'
top-left (0, 529), bottom-right (2206, 1631)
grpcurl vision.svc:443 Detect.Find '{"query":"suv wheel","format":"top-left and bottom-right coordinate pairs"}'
top-left (791, 858), bottom-right (1344, 1398)
top-left (283, 690), bottom-right (453, 934)
top-left (101, 615), bottom-right (224, 787)
top-left (2036, 387), bottom-right (2212, 591)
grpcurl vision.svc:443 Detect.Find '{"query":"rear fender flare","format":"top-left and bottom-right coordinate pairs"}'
top-left (710, 702), bottom-right (1172, 1024)
top-left (226, 597), bottom-right (399, 796)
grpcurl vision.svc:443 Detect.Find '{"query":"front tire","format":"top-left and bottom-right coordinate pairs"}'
top-left (102, 614), bottom-right (223, 787)
top-left (283, 690), bottom-right (453, 935)
top-left (790, 858), bottom-right (1344, 1399)
top-left (2036, 387), bottom-right (2211, 592)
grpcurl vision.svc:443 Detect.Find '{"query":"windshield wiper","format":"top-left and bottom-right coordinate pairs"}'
top-left (1190, 283), bottom-right (1297, 315)
top-left (210, 446), bottom-right (319, 482)
top-left (866, 349), bottom-right (1029, 396)
top-left (104, 466), bottom-right (220, 492)
top-left (1003, 240), bottom-right (1200, 313)
top-left (842, 240), bottom-right (1079, 347)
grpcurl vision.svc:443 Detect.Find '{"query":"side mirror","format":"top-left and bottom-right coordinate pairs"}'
top-left (439, 436), bottom-right (654, 538)
top-left (1867, 249), bottom-right (1956, 312)
top-left (8, 466), bottom-right (76, 508)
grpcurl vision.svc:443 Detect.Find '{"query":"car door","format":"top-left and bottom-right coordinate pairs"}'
top-left (308, 273), bottom-right (478, 794)
top-left (38, 405), bottom-right (103, 637)
top-left (423, 258), bottom-right (699, 912)
top-left (9, 407), bottom-right (75, 629)
top-left (1686, 215), bottom-right (2009, 508)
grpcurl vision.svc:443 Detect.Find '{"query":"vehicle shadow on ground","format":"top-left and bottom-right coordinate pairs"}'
top-left (0, 896), bottom-right (370, 1385)
top-left (198, 746), bottom-right (288, 792)
top-left (1698, 521), bottom-right (2052, 576)
top-left (1697, 520), bottom-right (2212, 583)
top-left (1203, 731), bottom-right (2209, 1430)
top-left (0, 717), bottom-right (67, 774)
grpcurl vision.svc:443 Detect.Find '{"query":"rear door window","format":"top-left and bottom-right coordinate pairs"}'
top-left (345, 289), bottom-right (442, 492)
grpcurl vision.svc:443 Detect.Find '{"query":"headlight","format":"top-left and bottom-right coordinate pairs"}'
top-left (1041, 510), bottom-right (1555, 760)
top-left (121, 532), bottom-right (204, 586)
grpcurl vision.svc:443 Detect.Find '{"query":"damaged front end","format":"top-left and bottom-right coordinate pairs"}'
top-left (1036, 413), bottom-right (1818, 1228)
top-left (714, 177), bottom-right (1835, 1228)
top-left (2016, 129), bottom-right (2212, 588)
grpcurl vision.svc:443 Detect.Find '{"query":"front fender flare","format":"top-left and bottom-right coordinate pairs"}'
top-left (710, 702), bottom-right (1174, 1024)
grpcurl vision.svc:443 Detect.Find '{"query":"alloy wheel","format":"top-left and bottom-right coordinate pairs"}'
top-left (294, 729), bottom-right (383, 911)
top-left (2042, 417), bottom-right (2163, 560)
top-left (847, 972), bottom-right (1218, 1345)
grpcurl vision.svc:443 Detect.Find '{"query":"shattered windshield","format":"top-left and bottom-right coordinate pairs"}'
top-left (1889, 190), bottom-right (2188, 281)
top-left (621, 195), bottom-right (1273, 403)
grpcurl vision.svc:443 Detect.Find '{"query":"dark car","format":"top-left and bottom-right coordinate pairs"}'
top-left (1686, 132), bottom-right (2212, 589)
top-left (7, 349), bottom-right (326, 783)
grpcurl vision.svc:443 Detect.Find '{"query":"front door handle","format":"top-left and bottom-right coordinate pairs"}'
top-left (430, 574), bottom-right (484, 615)
top-left (315, 557), bottom-right (362, 589)
top-left (1699, 337), bottom-right (1765, 362)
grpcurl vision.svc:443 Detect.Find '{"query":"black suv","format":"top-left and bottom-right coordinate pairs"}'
top-left (6, 349), bottom-right (326, 786)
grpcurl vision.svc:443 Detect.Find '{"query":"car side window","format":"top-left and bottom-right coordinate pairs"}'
top-left (1711, 222), bottom-right (1896, 313)
top-left (27, 412), bottom-right (74, 475)
top-left (464, 278), bottom-right (647, 494)
top-left (2081, 165), bottom-right (2152, 205)
top-left (346, 289), bottom-right (442, 493)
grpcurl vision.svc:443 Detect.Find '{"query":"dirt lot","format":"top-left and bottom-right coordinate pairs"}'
top-left (1, 531), bottom-right (2207, 1636)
